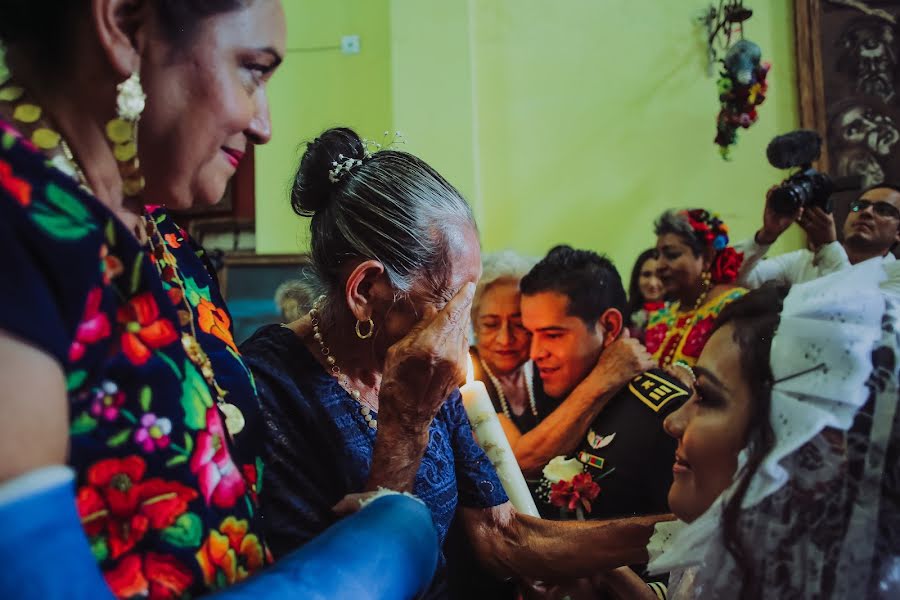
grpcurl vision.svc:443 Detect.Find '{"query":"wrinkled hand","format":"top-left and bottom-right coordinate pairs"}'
top-left (590, 330), bottom-right (656, 392)
top-left (378, 282), bottom-right (476, 433)
top-left (798, 206), bottom-right (837, 248)
top-left (332, 491), bottom-right (381, 517)
top-left (757, 186), bottom-right (800, 245)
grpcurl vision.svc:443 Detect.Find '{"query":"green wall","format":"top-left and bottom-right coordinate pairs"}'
top-left (258, 0), bottom-right (804, 271)
top-left (255, 0), bottom-right (393, 254)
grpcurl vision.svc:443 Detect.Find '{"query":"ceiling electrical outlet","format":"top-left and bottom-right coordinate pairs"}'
top-left (341, 35), bottom-right (360, 55)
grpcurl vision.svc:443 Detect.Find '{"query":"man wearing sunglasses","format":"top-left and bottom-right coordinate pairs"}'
top-left (735, 183), bottom-right (900, 288)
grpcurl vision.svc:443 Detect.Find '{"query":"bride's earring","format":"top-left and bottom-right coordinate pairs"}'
top-left (105, 71), bottom-right (146, 197)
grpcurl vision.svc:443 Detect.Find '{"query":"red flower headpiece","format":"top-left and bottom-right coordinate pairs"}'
top-left (680, 209), bottom-right (744, 284)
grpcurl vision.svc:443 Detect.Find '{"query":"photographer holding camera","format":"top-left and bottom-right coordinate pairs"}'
top-left (735, 131), bottom-right (900, 289)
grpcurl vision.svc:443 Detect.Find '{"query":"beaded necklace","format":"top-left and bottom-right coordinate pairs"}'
top-left (308, 296), bottom-right (378, 430)
top-left (480, 356), bottom-right (538, 420)
top-left (142, 215), bottom-right (245, 436)
top-left (0, 82), bottom-right (245, 437)
top-left (659, 282), bottom-right (711, 367)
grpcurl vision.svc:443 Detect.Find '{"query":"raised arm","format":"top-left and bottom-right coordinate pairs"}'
top-left (512, 334), bottom-right (655, 476)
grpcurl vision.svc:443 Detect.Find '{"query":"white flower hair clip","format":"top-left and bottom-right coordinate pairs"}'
top-left (328, 154), bottom-right (364, 184)
top-left (361, 130), bottom-right (406, 158)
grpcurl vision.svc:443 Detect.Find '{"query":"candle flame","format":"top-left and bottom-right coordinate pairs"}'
top-left (466, 354), bottom-right (475, 384)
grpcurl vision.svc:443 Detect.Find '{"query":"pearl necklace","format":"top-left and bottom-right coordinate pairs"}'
top-left (481, 357), bottom-right (538, 420)
top-left (309, 297), bottom-right (377, 430)
top-left (660, 283), bottom-right (712, 367)
top-left (143, 215), bottom-right (245, 437)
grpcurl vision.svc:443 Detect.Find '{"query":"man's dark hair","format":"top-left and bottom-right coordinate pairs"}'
top-left (520, 245), bottom-right (626, 325)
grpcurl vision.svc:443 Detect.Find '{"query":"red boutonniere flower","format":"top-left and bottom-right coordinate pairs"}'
top-left (549, 472), bottom-right (601, 514)
top-left (643, 301), bottom-right (666, 313)
top-left (710, 247), bottom-right (744, 284)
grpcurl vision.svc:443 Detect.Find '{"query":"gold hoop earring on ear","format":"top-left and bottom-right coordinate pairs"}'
top-left (356, 318), bottom-right (375, 340)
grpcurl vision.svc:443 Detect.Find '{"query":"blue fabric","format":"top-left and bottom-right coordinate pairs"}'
top-left (240, 324), bottom-right (508, 558)
top-left (0, 476), bottom-right (436, 599)
top-left (221, 495), bottom-right (438, 600)
top-left (0, 476), bottom-right (115, 599)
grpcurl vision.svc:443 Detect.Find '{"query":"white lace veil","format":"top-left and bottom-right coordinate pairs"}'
top-left (647, 260), bottom-right (900, 599)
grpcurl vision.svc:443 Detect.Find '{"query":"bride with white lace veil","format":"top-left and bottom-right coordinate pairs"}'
top-left (602, 260), bottom-right (900, 599)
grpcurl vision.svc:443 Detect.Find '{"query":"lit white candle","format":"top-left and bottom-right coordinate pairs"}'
top-left (460, 356), bottom-right (540, 517)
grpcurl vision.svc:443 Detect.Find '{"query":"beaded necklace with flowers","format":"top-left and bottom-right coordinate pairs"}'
top-left (658, 271), bottom-right (712, 368)
top-left (0, 76), bottom-right (247, 437)
top-left (308, 296), bottom-right (378, 430)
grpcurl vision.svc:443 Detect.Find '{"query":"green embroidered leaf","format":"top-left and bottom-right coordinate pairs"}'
top-left (66, 370), bottom-right (88, 392)
top-left (184, 432), bottom-right (194, 454)
top-left (139, 386), bottom-right (152, 413)
top-left (45, 182), bottom-right (91, 221)
top-left (107, 428), bottom-right (132, 447)
top-left (181, 362), bottom-right (212, 430)
top-left (165, 454), bottom-right (188, 468)
top-left (90, 537), bottom-right (109, 562)
top-left (1, 131), bottom-right (14, 151)
top-left (182, 276), bottom-right (211, 306)
top-left (31, 202), bottom-right (94, 241)
top-left (256, 457), bottom-right (264, 494)
top-left (129, 257), bottom-right (143, 294)
top-left (160, 512), bottom-right (202, 549)
top-left (71, 412), bottom-right (98, 435)
top-left (105, 219), bottom-right (116, 246)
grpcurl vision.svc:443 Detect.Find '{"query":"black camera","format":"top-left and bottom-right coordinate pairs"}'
top-left (766, 130), bottom-right (858, 214)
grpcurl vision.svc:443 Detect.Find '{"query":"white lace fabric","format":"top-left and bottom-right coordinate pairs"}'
top-left (647, 261), bottom-right (900, 598)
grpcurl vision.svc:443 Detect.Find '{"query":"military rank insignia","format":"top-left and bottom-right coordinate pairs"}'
top-left (628, 371), bottom-right (690, 413)
top-left (586, 430), bottom-right (615, 449)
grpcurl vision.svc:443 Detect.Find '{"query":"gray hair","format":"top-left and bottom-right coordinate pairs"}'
top-left (292, 127), bottom-right (476, 298)
top-left (654, 209), bottom-right (704, 255)
top-left (472, 250), bottom-right (536, 322)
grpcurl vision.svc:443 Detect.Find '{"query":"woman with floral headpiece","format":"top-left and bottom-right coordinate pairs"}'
top-left (645, 209), bottom-right (747, 368)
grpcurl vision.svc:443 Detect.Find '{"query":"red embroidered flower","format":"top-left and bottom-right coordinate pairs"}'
top-left (100, 244), bottom-right (124, 286)
top-left (710, 246), bottom-right (744, 284)
top-left (242, 463), bottom-right (259, 505)
top-left (644, 323), bottom-right (668, 355)
top-left (190, 407), bottom-right (247, 508)
top-left (76, 456), bottom-right (198, 559)
top-left (117, 292), bottom-right (179, 365)
top-left (164, 233), bottom-right (182, 249)
top-left (681, 316), bottom-right (716, 358)
top-left (103, 552), bottom-right (194, 600)
top-left (197, 297), bottom-right (238, 353)
top-left (0, 159), bottom-right (32, 206)
top-left (70, 287), bottom-right (112, 363)
top-left (549, 472), bottom-right (601, 513)
top-left (195, 516), bottom-right (265, 589)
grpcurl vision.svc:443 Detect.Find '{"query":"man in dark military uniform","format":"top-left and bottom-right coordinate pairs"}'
top-left (520, 245), bottom-right (684, 522)
top-left (520, 246), bottom-right (681, 598)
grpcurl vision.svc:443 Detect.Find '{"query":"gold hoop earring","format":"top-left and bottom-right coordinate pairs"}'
top-left (106, 71), bottom-right (146, 198)
top-left (355, 318), bottom-right (375, 340)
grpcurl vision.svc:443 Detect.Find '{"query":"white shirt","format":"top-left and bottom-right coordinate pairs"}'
top-left (734, 237), bottom-right (899, 295)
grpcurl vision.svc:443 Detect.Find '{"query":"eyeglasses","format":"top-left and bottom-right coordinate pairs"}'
top-left (850, 199), bottom-right (900, 220)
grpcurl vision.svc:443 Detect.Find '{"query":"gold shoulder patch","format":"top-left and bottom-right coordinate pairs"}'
top-left (628, 371), bottom-right (690, 413)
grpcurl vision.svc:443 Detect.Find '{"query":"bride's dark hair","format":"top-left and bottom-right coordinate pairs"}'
top-left (709, 282), bottom-right (789, 600)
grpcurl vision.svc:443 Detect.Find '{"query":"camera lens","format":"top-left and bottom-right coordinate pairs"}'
top-left (770, 185), bottom-right (804, 215)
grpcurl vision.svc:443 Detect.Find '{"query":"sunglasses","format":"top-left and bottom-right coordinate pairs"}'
top-left (850, 199), bottom-right (900, 220)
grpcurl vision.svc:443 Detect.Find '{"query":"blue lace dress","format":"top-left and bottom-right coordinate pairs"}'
top-left (240, 324), bottom-right (509, 593)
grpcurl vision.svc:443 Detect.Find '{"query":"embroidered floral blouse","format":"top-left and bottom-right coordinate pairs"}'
top-left (645, 288), bottom-right (747, 367)
top-left (0, 117), bottom-right (269, 598)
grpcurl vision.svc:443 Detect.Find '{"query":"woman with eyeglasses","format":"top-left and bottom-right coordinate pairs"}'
top-left (736, 183), bottom-right (900, 289)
